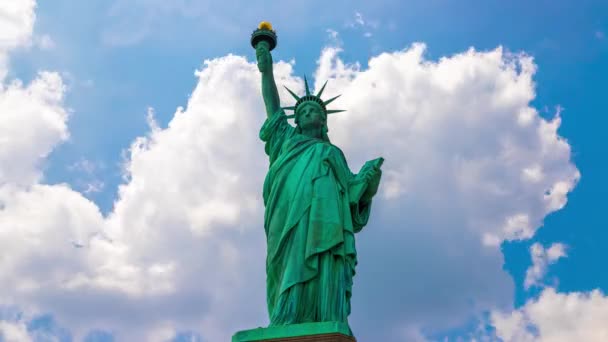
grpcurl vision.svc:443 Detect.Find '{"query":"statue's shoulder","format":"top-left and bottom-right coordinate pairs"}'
top-left (322, 142), bottom-right (349, 165)
top-left (327, 141), bottom-right (345, 154)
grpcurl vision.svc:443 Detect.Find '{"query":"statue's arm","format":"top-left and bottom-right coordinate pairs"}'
top-left (360, 166), bottom-right (382, 203)
top-left (349, 158), bottom-right (383, 204)
top-left (256, 41), bottom-right (281, 118)
top-left (348, 160), bottom-right (382, 233)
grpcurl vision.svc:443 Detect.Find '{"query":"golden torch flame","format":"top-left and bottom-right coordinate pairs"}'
top-left (258, 21), bottom-right (273, 31)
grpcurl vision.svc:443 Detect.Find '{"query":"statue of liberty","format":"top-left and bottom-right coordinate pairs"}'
top-left (249, 22), bottom-right (383, 337)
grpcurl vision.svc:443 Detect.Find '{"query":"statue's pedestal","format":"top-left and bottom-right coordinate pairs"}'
top-left (232, 322), bottom-right (356, 342)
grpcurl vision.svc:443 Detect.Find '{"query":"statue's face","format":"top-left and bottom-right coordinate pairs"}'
top-left (296, 102), bottom-right (325, 130)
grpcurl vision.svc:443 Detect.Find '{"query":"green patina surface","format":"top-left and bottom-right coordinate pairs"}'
top-left (232, 322), bottom-right (352, 342)
top-left (238, 22), bottom-right (384, 339)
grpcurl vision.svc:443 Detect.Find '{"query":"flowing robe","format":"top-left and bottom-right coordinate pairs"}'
top-left (260, 110), bottom-right (372, 326)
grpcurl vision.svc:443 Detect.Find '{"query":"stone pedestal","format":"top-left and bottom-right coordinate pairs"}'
top-left (232, 322), bottom-right (356, 342)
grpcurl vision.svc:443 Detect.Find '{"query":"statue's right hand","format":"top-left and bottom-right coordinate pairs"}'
top-left (256, 41), bottom-right (272, 73)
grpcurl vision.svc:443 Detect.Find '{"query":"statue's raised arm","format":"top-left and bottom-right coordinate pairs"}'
top-left (252, 22), bottom-right (280, 118)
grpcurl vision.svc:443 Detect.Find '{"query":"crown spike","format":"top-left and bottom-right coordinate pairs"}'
top-left (304, 76), bottom-right (311, 96)
top-left (323, 94), bottom-right (341, 106)
top-left (282, 81), bottom-right (346, 117)
top-left (316, 80), bottom-right (328, 98)
top-left (283, 86), bottom-right (300, 101)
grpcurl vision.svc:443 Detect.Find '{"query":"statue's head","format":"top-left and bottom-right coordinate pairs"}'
top-left (295, 101), bottom-right (325, 130)
top-left (284, 77), bottom-right (345, 140)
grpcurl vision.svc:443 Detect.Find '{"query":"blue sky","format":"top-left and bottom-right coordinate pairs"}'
top-left (1, 1), bottom-right (607, 341)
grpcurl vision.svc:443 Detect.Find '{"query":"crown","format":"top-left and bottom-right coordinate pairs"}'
top-left (283, 76), bottom-right (345, 119)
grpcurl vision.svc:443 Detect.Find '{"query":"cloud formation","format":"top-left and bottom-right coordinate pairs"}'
top-left (0, 320), bottom-right (31, 342)
top-left (524, 242), bottom-right (567, 289)
top-left (0, 72), bottom-right (69, 186)
top-left (0, 0), bottom-right (35, 80)
top-left (491, 288), bottom-right (608, 342)
top-left (312, 44), bottom-right (580, 339)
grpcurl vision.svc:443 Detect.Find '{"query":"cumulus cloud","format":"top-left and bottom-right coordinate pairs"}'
top-left (0, 72), bottom-right (69, 186)
top-left (524, 243), bottom-right (567, 289)
top-left (0, 2), bottom-right (84, 308)
top-left (0, 320), bottom-right (32, 342)
top-left (1, 54), bottom-right (289, 340)
top-left (0, 2), bottom-right (580, 340)
top-left (0, 0), bottom-right (36, 80)
top-left (0, 0), bottom-right (66, 188)
top-left (308, 44), bottom-right (580, 339)
top-left (316, 44), bottom-right (579, 243)
top-left (491, 288), bottom-right (608, 342)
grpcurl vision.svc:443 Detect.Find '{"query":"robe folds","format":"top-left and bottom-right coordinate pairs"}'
top-left (260, 110), bottom-right (372, 326)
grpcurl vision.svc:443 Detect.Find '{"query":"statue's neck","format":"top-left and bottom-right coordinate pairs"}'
top-left (300, 127), bottom-right (323, 139)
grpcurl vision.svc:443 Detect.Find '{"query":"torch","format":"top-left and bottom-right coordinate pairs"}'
top-left (251, 21), bottom-right (277, 51)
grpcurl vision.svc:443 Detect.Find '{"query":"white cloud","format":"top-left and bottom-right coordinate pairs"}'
top-left (0, 72), bottom-right (69, 186)
top-left (0, 320), bottom-right (32, 342)
top-left (35, 34), bottom-right (55, 50)
top-left (316, 44), bottom-right (579, 245)
top-left (522, 164), bottom-right (544, 183)
top-left (312, 44), bottom-right (578, 338)
top-left (0, 1), bottom-right (69, 187)
top-left (0, 3), bottom-right (579, 340)
top-left (354, 12), bottom-right (365, 26)
top-left (326, 29), bottom-right (339, 41)
top-left (345, 11), bottom-right (379, 38)
top-left (0, 0), bottom-right (36, 80)
top-left (0, 1), bottom-right (99, 339)
top-left (491, 288), bottom-right (608, 342)
top-left (524, 243), bottom-right (567, 289)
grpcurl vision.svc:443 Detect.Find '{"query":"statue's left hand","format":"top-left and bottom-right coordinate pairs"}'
top-left (256, 41), bottom-right (272, 73)
top-left (361, 166), bottom-right (382, 202)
